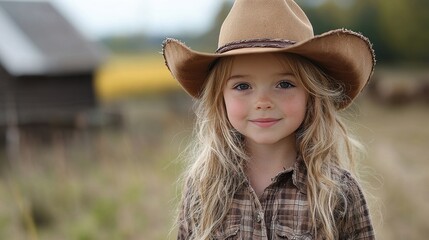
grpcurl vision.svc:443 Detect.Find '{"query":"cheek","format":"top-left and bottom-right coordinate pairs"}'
top-left (281, 93), bottom-right (308, 119)
top-left (224, 96), bottom-right (247, 124)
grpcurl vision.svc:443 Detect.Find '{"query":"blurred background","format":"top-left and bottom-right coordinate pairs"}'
top-left (0, 0), bottom-right (428, 239)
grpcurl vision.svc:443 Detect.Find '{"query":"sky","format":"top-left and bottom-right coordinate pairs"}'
top-left (51, 0), bottom-right (226, 39)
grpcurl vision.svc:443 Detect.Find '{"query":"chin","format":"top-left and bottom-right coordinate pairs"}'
top-left (250, 138), bottom-right (281, 145)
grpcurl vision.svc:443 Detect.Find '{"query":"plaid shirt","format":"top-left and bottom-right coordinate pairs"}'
top-left (178, 160), bottom-right (375, 239)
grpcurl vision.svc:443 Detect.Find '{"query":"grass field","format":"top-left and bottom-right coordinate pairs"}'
top-left (353, 98), bottom-right (429, 240)
top-left (0, 56), bottom-right (428, 239)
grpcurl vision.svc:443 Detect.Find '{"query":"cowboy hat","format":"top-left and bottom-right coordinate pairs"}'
top-left (162, 0), bottom-right (375, 109)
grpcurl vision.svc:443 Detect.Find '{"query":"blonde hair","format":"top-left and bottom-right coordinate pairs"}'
top-left (177, 53), bottom-right (363, 240)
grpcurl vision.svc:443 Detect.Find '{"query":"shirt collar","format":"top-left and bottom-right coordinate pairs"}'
top-left (271, 158), bottom-right (307, 195)
top-left (291, 159), bottom-right (308, 195)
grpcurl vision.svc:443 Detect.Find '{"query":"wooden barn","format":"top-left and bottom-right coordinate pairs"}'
top-left (0, 0), bottom-right (104, 129)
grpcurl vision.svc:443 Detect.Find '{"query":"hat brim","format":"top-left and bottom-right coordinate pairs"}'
top-left (162, 29), bottom-right (375, 109)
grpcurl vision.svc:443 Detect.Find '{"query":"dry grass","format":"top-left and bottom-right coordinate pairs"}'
top-left (0, 94), bottom-right (193, 240)
top-left (351, 98), bottom-right (429, 240)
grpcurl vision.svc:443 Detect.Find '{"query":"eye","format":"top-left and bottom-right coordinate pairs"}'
top-left (277, 81), bottom-right (295, 89)
top-left (233, 83), bottom-right (251, 91)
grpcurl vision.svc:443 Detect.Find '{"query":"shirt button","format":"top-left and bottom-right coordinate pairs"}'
top-left (256, 212), bottom-right (263, 223)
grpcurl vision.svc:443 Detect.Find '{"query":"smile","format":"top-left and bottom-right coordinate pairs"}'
top-left (249, 118), bottom-right (281, 128)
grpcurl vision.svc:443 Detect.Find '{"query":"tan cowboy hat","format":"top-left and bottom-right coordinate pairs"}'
top-left (162, 0), bottom-right (375, 109)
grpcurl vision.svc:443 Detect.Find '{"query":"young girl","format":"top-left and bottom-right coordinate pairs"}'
top-left (163, 0), bottom-right (375, 239)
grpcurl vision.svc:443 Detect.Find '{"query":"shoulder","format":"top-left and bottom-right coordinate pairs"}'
top-left (331, 167), bottom-right (365, 197)
top-left (331, 167), bottom-right (368, 212)
top-left (333, 168), bottom-right (375, 239)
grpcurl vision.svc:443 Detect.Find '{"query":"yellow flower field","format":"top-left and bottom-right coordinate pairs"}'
top-left (95, 54), bottom-right (180, 101)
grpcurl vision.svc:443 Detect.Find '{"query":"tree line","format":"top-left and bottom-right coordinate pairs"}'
top-left (303, 0), bottom-right (429, 64)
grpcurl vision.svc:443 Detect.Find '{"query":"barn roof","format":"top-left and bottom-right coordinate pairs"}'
top-left (0, 0), bottom-right (104, 76)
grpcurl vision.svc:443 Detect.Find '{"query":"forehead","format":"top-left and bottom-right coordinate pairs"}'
top-left (230, 53), bottom-right (291, 75)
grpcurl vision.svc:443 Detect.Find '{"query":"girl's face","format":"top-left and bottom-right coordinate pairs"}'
top-left (223, 53), bottom-right (308, 146)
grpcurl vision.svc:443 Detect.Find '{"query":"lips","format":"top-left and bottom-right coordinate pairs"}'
top-left (249, 118), bottom-right (281, 127)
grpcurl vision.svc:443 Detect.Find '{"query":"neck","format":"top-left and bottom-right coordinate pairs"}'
top-left (245, 136), bottom-right (297, 174)
top-left (244, 135), bottom-right (298, 197)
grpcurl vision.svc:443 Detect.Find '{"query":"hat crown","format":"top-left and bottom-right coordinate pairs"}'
top-left (218, 0), bottom-right (314, 48)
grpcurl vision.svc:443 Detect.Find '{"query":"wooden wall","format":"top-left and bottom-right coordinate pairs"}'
top-left (0, 65), bottom-right (96, 126)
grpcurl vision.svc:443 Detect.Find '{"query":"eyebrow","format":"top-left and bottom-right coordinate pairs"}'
top-left (227, 74), bottom-right (248, 81)
top-left (276, 72), bottom-right (295, 77)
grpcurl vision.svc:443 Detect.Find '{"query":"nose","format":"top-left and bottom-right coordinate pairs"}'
top-left (255, 94), bottom-right (273, 110)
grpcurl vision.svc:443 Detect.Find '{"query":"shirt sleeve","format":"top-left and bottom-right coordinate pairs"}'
top-left (339, 172), bottom-right (376, 240)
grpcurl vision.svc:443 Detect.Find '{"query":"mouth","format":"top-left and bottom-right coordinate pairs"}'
top-left (249, 118), bottom-right (281, 127)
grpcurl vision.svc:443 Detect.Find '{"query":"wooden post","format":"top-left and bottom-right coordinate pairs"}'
top-left (4, 75), bottom-right (20, 163)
